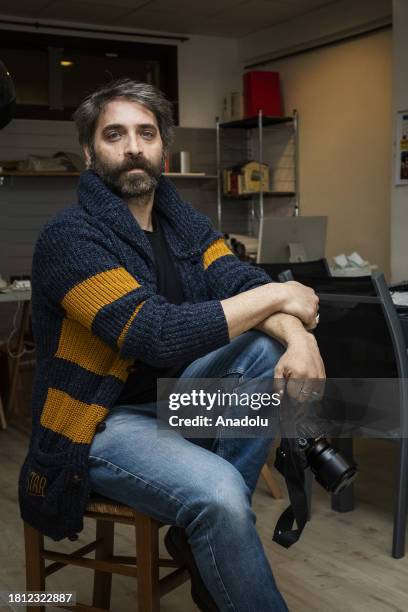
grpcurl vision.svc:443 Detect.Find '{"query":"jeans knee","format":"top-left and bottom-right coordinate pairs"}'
top-left (188, 464), bottom-right (254, 530)
top-left (208, 489), bottom-right (254, 527)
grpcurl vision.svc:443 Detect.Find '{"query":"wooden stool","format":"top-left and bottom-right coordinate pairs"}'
top-left (23, 493), bottom-right (189, 612)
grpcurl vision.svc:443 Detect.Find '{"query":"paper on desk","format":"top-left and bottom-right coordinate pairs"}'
top-left (333, 254), bottom-right (349, 269)
top-left (391, 291), bottom-right (408, 306)
top-left (348, 251), bottom-right (369, 267)
top-left (333, 252), bottom-right (370, 270)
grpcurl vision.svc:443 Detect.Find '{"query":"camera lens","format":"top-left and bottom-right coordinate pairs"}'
top-left (333, 468), bottom-right (358, 494)
top-left (306, 438), bottom-right (357, 493)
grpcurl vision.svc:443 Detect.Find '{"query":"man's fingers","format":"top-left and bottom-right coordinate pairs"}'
top-left (287, 376), bottom-right (325, 403)
top-left (286, 378), bottom-right (305, 401)
top-left (273, 361), bottom-right (286, 397)
top-left (305, 309), bottom-right (320, 330)
top-left (304, 321), bottom-right (317, 331)
top-left (297, 379), bottom-right (315, 403)
top-left (311, 376), bottom-right (326, 400)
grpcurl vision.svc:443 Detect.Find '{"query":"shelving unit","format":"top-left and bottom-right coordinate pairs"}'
top-left (165, 172), bottom-right (217, 179)
top-left (0, 171), bottom-right (217, 187)
top-left (223, 191), bottom-right (295, 200)
top-left (0, 171), bottom-right (80, 177)
top-left (215, 109), bottom-right (299, 238)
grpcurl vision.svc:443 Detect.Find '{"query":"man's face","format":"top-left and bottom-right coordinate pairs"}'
top-left (87, 98), bottom-right (164, 198)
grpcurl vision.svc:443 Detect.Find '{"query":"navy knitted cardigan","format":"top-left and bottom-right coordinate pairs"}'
top-left (18, 170), bottom-right (271, 541)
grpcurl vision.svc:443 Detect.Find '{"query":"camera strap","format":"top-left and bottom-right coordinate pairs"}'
top-left (272, 437), bottom-right (309, 548)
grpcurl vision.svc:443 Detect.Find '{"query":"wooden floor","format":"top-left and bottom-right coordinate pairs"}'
top-left (1, 426), bottom-right (407, 612)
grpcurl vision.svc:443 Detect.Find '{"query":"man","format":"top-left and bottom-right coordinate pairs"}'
top-left (18, 79), bottom-right (324, 611)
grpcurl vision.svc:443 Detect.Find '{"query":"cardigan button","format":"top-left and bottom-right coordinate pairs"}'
top-left (95, 421), bottom-right (106, 433)
top-left (72, 474), bottom-right (83, 486)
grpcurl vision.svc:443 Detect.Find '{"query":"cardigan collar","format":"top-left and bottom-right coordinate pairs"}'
top-left (77, 170), bottom-right (221, 259)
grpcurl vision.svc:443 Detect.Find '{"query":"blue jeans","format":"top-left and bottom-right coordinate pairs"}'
top-left (88, 330), bottom-right (288, 611)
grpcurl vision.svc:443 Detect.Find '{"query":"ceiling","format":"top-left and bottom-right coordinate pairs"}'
top-left (0, 0), bottom-right (342, 38)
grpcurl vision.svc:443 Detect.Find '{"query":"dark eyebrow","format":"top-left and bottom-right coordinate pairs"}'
top-left (101, 123), bottom-right (158, 134)
top-left (138, 124), bottom-right (158, 131)
top-left (102, 123), bottom-right (124, 134)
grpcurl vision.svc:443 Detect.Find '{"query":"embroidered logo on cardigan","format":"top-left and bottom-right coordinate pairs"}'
top-left (28, 471), bottom-right (47, 497)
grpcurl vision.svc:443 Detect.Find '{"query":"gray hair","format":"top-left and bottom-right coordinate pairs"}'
top-left (73, 78), bottom-right (175, 151)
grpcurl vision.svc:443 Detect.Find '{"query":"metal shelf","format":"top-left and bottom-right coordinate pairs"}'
top-left (0, 171), bottom-right (80, 176)
top-left (223, 191), bottom-right (295, 200)
top-left (220, 116), bottom-right (294, 129)
top-left (0, 171), bottom-right (216, 178)
top-left (165, 173), bottom-right (217, 179)
top-left (0, 172), bottom-right (217, 188)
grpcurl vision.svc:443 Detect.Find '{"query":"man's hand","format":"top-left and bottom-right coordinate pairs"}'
top-left (274, 330), bottom-right (326, 401)
top-left (255, 312), bottom-right (326, 401)
top-left (277, 281), bottom-right (320, 330)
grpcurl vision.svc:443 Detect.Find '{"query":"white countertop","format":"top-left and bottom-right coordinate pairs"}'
top-left (0, 289), bottom-right (31, 302)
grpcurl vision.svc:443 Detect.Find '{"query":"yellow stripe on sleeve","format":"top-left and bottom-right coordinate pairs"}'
top-left (202, 238), bottom-right (233, 270)
top-left (61, 267), bottom-right (140, 329)
top-left (55, 318), bottom-right (131, 382)
top-left (117, 301), bottom-right (146, 349)
top-left (40, 388), bottom-right (109, 444)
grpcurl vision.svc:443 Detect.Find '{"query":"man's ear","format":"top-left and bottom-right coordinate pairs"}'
top-left (83, 146), bottom-right (92, 169)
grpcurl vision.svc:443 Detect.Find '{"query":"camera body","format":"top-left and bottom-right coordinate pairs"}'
top-left (273, 413), bottom-right (358, 548)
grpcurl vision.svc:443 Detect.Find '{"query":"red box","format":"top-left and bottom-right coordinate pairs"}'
top-left (243, 70), bottom-right (283, 118)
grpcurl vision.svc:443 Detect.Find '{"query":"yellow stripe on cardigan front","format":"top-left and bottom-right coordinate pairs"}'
top-left (61, 267), bottom-right (141, 329)
top-left (203, 238), bottom-right (233, 270)
top-left (41, 388), bottom-right (108, 444)
top-left (117, 301), bottom-right (145, 349)
top-left (55, 318), bottom-right (131, 382)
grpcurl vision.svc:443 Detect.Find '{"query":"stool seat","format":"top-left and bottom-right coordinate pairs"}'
top-left (86, 493), bottom-right (138, 519)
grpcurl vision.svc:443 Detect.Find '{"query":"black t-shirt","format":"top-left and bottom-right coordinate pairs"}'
top-left (116, 209), bottom-right (189, 405)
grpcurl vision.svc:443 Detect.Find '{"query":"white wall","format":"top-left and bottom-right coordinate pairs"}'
top-left (178, 35), bottom-right (240, 127)
top-left (247, 30), bottom-right (392, 277)
top-left (390, 0), bottom-right (408, 282)
top-left (239, 0), bottom-right (391, 65)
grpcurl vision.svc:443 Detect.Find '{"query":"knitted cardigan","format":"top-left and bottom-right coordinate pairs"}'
top-left (18, 170), bottom-right (272, 541)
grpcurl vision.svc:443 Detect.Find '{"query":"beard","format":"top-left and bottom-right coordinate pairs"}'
top-left (89, 149), bottom-right (164, 198)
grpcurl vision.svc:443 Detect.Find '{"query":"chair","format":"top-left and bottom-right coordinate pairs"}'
top-left (254, 258), bottom-right (331, 282)
top-left (23, 493), bottom-right (189, 612)
top-left (280, 272), bottom-right (408, 558)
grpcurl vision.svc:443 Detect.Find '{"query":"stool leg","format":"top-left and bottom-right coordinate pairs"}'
top-left (93, 519), bottom-right (114, 609)
top-left (23, 522), bottom-right (45, 612)
top-left (260, 464), bottom-right (283, 498)
top-left (135, 515), bottom-right (160, 612)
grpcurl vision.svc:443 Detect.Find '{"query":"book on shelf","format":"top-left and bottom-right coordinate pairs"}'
top-left (222, 161), bottom-right (270, 197)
